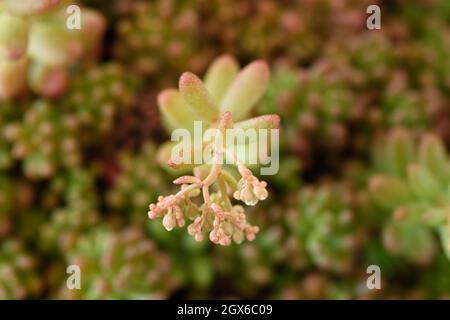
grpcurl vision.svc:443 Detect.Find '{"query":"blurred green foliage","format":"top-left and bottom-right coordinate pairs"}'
top-left (0, 0), bottom-right (449, 299)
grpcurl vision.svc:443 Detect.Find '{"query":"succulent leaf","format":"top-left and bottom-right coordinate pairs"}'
top-left (204, 54), bottom-right (239, 104)
top-left (219, 60), bottom-right (270, 121)
top-left (179, 72), bottom-right (219, 122)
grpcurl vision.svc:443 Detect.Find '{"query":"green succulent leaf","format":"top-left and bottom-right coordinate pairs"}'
top-left (28, 20), bottom-right (81, 67)
top-left (418, 134), bottom-right (449, 185)
top-left (219, 60), bottom-right (269, 121)
top-left (386, 129), bottom-right (415, 177)
top-left (369, 175), bottom-right (413, 209)
top-left (158, 89), bottom-right (198, 133)
top-left (204, 54), bottom-right (239, 104)
top-left (0, 56), bottom-right (27, 100)
top-left (0, 12), bottom-right (28, 61)
top-left (3, 0), bottom-right (61, 16)
top-left (383, 219), bottom-right (436, 266)
top-left (179, 72), bottom-right (219, 123)
top-left (407, 164), bottom-right (442, 201)
top-left (439, 225), bottom-right (450, 262)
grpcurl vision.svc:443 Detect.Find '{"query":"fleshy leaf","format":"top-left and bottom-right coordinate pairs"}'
top-left (407, 164), bottom-right (442, 201)
top-left (179, 72), bottom-right (219, 123)
top-left (418, 134), bottom-right (449, 184)
top-left (156, 141), bottom-right (197, 173)
top-left (383, 219), bottom-right (436, 266)
top-left (3, 0), bottom-right (61, 16)
top-left (29, 62), bottom-right (68, 98)
top-left (204, 54), bottom-right (239, 104)
top-left (219, 60), bottom-right (269, 121)
top-left (0, 13), bottom-right (28, 61)
top-left (227, 115), bottom-right (280, 146)
top-left (158, 89), bottom-right (197, 133)
top-left (439, 225), bottom-right (450, 261)
top-left (0, 56), bottom-right (28, 100)
top-left (28, 20), bottom-right (83, 67)
top-left (386, 128), bottom-right (415, 177)
top-left (234, 114), bottom-right (280, 131)
top-left (369, 175), bottom-right (412, 209)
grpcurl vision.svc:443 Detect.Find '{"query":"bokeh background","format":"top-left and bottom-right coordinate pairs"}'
top-left (1, 0), bottom-right (450, 299)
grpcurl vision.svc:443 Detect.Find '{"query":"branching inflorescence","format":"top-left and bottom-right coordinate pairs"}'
top-left (148, 55), bottom-right (280, 246)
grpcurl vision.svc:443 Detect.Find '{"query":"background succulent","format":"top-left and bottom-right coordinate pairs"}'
top-left (0, 0), bottom-right (106, 99)
top-left (369, 129), bottom-right (450, 264)
top-left (0, 239), bottom-right (43, 299)
top-left (114, 0), bottom-right (211, 86)
top-left (3, 100), bottom-right (82, 179)
top-left (56, 226), bottom-right (178, 299)
top-left (0, 0), bottom-right (449, 300)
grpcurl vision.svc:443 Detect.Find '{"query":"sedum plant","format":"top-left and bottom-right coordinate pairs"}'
top-left (0, 174), bottom-right (15, 236)
top-left (369, 128), bottom-right (450, 264)
top-left (0, 100), bottom-right (27, 169)
top-left (39, 167), bottom-right (100, 253)
top-left (148, 55), bottom-right (280, 246)
top-left (3, 100), bottom-right (82, 178)
top-left (288, 183), bottom-right (367, 274)
top-left (63, 63), bottom-right (141, 139)
top-left (258, 64), bottom-right (353, 172)
top-left (57, 225), bottom-right (178, 299)
top-left (114, 0), bottom-right (210, 84)
top-left (0, 0), bottom-right (106, 99)
top-left (0, 239), bottom-right (43, 299)
top-left (106, 142), bottom-right (169, 223)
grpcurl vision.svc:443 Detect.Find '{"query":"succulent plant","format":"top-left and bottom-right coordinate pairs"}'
top-left (0, 1), bottom-right (106, 99)
top-left (258, 63), bottom-right (353, 172)
top-left (200, 0), bottom-right (320, 65)
top-left (211, 204), bottom-right (293, 297)
top-left (108, 91), bottom-right (166, 151)
top-left (369, 129), bottom-right (450, 264)
top-left (3, 100), bottom-right (82, 178)
top-left (289, 183), bottom-right (367, 274)
top-left (114, 0), bottom-right (211, 84)
top-left (148, 55), bottom-right (280, 246)
top-left (56, 225), bottom-right (179, 299)
top-left (63, 63), bottom-right (141, 140)
top-left (419, 254), bottom-right (450, 298)
top-left (0, 239), bottom-right (43, 299)
top-left (0, 0), bottom-right (449, 301)
top-left (0, 175), bottom-right (35, 240)
top-left (326, 32), bottom-right (397, 89)
top-left (275, 272), bottom-right (358, 300)
top-left (147, 222), bottom-right (214, 293)
top-left (0, 99), bottom-right (28, 169)
top-left (211, 181), bottom-right (368, 297)
top-left (106, 143), bottom-right (213, 291)
top-left (106, 142), bottom-right (169, 223)
top-left (0, 174), bottom-right (15, 236)
top-left (38, 167), bottom-right (100, 253)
